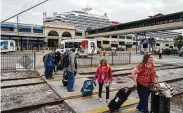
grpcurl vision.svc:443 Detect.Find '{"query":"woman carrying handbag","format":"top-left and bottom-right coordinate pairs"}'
top-left (95, 59), bottom-right (113, 103)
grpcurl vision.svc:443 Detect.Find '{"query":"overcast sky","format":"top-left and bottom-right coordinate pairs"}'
top-left (1, 0), bottom-right (183, 25)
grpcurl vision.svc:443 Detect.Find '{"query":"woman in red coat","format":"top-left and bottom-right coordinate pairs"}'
top-left (95, 59), bottom-right (113, 103)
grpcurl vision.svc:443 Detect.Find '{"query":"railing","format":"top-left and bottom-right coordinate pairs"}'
top-left (77, 52), bottom-right (131, 67)
top-left (1, 52), bottom-right (36, 72)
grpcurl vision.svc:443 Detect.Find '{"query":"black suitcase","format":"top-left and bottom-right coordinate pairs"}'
top-left (108, 87), bottom-right (135, 112)
top-left (62, 70), bottom-right (68, 86)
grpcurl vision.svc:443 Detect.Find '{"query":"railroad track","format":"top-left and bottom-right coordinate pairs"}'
top-left (2, 68), bottom-right (183, 113)
top-left (1, 71), bottom-right (74, 113)
top-left (80, 65), bottom-right (183, 79)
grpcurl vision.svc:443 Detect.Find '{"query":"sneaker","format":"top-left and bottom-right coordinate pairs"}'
top-left (99, 98), bottom-right (102, 102)
top-left (106, 99), bottom-right (110, 103)
top-left (135, 108), bottom-right (143, 113)
top-left (68, 89), bottom-right (75, 92)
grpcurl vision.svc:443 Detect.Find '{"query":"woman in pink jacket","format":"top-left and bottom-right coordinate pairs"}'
top-left (95, 59), bottom-right (113, 103)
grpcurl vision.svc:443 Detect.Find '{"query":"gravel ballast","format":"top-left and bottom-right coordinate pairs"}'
top-left (1, 83), bottom-right (60, 111)
top-left (13, 104), bottom-right (72, 113)
top-left (1, 78), bottom-right (44, 87)
top-left (1, 71), bottom-right (39, 80)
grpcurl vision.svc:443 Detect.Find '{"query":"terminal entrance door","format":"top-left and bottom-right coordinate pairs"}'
top-left (48, 39), bottom-right (58, 49)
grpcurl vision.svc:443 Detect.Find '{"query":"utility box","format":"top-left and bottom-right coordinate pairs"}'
top-left (151, 82), bottom-right (173, 113)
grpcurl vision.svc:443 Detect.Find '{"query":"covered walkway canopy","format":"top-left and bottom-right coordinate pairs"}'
top-left (86, 11), bottom-right (183, 37)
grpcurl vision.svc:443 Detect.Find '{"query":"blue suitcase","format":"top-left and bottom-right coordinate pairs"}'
top-left (81, 80), bottom-right (96, 96)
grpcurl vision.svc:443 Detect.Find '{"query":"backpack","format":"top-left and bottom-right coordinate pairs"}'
top-left (62, 70), bottom-right (68, 86)
top-left (63, 52), bottom-right (77, 68)
top-left (81, 80), bottom-right (96, 96)
top-left (62, 53), bottom-right (70, 68)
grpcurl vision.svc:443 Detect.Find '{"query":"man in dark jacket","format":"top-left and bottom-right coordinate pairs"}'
top-left (54, 51), bottom-right (61, 72)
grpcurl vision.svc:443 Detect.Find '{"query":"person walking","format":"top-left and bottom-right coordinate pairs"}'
top-left (95, 59), bottom-right (113, 103)
top-left (132, 54), bottom-right (156, 113)
top-left (44, 52), bottom-right (54, 79)
top-left (159, 47), bottom-right (162, 59)
top-left (67, 48), bottom-right (77, 92)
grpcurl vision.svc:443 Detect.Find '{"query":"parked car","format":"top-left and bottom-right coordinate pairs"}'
top-left (179, 47), bottom-right (183, 57)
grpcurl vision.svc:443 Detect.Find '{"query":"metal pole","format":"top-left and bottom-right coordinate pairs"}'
top-left (17, 16), bottom-right (19, 32)
top-left (91, 53), bottom-right (93, 67)
top-left (1, 0), bottom-right (49, 23)
top-left (136, 33), bottom-right (138, 54)
top-left (34, 51), bottom-right (36, 70)
top-left (38, 38), bottom-right (40, 51)
top-left (21, 37), bottom-right (23, 51)
top-left (27, 36), bottom-right (28, 50)
top-left (112, 49), bottom-right (114, 65)
top-left (129, 52), bottom-right (131, 64)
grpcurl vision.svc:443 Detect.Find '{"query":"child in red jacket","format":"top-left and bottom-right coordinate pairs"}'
top-left (95, 59), bottom-right (113, 103)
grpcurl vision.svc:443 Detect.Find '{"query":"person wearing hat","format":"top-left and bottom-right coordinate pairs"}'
top-left (44, 52), bottom-right (54, 79)
top-left (67, 48), bottom-right (77, 92)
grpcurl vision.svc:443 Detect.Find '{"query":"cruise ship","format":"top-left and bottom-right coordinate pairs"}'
top-left (44, 6), bottom-right (118, 31)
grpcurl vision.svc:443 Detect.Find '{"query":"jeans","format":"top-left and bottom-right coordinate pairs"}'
top-left (53, 63), bottom-right (58, 72)
top-left (67, 71), bottom-right (75, 91)
top-left (137, 82), bottom-right (150, 113)
top-left (45, 66), bottom-right (53, 79)
top-left (98, 83), bottom-right (110, 99)
top-left (159, 53), bottom-right (162, 59)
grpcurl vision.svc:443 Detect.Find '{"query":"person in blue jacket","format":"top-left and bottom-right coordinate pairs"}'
top-left (44, 52), bottom-right (54, 79)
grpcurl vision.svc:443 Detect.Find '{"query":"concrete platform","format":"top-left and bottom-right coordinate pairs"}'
top-left (45, 72), bottom-right (139, 113)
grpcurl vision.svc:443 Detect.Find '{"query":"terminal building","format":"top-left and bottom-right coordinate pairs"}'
top-left (1, 8), bottom-right (182, 52)
top-left (0, 22), bottom-right (179, 52)
top-left (0, 22), bottom-right (76, 51)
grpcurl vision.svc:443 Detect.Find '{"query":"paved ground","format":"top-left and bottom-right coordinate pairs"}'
top-left (33, 52), bottom-right (183, 113)
top-left (3, 52), bottom-right (182, 112)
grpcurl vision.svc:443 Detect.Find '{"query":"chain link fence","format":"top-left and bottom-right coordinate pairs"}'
top-left (77, 52), bottom-right (131, 67)
top-left (1, 52), bottom-right (36, 73)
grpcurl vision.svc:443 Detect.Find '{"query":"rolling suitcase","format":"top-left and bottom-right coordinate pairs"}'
top-left (81, 80), bottom-right (96, 96)
top-left (108, 86), bottom-right (135, 112)
top-left (62, 70), bottom-right (68, 86)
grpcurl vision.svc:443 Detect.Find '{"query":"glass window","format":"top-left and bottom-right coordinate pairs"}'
top-left (156, 43), bottom-right (160, 46)
top-left (165, 44), bottom-right (169, 47)
top-left (111, 44), bottom-right (118, 47)
top-left (97, 41), bottom-right (101, 48)
top-left (111, 35), bottom-right (118, 38)
top-left (133, 42), bottom-right (137, 45)
top-left (103, 36), bottom-right (110, 38)
top-left (119, 41), bottom-right (125, 45)
top-left (19, 29), bottom-right (31, 32)
top-left (33, 30), bottom-right (43, 33)
top-left (126, 36), bottom-right (132, 39)
top-left (69, 42), bottom-right (74, 48)
top-left (74, 42), bottom-right (80, 48)
top-left (1, 27), bottom-right (14, 31)
top-left (10, 42), bottom-right (14, 46)
top-left (103, 41), bottom-right (109, 44)
top-left (65, 42), bottom-right (69, 48)
top-left (119, 35), bottom-right (125, 39)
